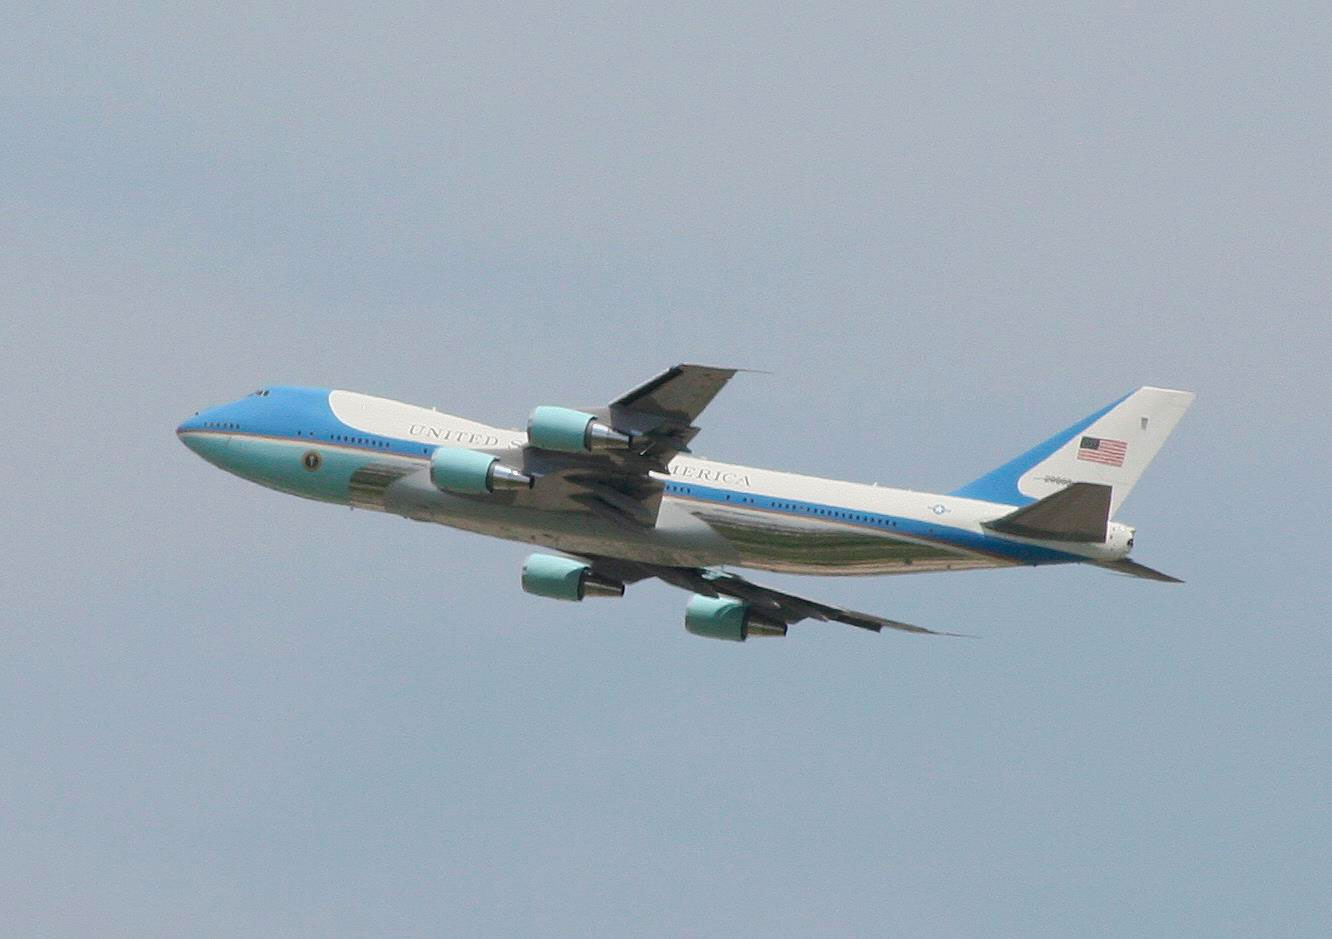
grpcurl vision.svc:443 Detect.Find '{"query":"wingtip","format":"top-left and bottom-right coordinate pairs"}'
top-left (1094, 558), bottom-right (1184, 584)
top-left (678, 364), bottom-right (772, 376)
top-left (875, 619), bottom-right (975, 638)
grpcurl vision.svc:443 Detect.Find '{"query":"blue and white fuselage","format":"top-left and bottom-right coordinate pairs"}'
top-left (177, 386), bottom-right (1155, 576)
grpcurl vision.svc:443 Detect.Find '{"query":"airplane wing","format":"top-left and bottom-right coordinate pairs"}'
top-left (608, 364), bottom-right (736, 458)
top-left (520, 364), bottom-right (739, 527)
top-left (577, 555), bottom-right (965, 637)
top-left (600, 363), bottom-right (738, 467)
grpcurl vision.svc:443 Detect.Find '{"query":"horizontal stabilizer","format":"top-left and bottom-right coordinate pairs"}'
top-left (1093, 559), bottom-right (1183, 583)
top-left (984, 482), bottom-right (1111, 543)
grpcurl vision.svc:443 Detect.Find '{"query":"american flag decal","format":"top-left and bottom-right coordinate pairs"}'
top-left (1077, 436), bottom-right (1127, 467)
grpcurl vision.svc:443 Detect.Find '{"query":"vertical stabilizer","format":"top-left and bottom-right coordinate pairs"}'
top-left (952, 387), bottom-right (1194, 516)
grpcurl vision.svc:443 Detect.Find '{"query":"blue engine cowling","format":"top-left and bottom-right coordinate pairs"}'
top-left (527, 406), bottom-right (634, 452)
top-left (521, 553), bottom-right (625, 601)
top-left (684, 595), bottom-right (788, 641)
top-left (431, 447), bottom-right (533, 494)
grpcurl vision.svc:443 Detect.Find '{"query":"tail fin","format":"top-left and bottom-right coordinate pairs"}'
top-left (951, 387), bottom-right (1195, 516)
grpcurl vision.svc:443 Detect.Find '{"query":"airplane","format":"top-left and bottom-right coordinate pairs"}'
top-left (177, 365), bottom-right (1194, 640)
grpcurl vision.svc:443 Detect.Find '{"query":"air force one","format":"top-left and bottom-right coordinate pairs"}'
top-left (177, 366), bottom-right (1194, 640)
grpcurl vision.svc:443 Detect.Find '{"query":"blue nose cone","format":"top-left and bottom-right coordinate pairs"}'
top-left (176, 405), bottom-right (237, 463)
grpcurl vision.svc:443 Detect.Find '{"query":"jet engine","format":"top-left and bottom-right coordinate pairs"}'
top-left (527, 406), bottom-right (634, 452)
top-left (430, 447), bottom-right (533, 494)
top-left (684, 595), bottom-right (788, 641)
top-left (521, 553), bottom-right (625, 601)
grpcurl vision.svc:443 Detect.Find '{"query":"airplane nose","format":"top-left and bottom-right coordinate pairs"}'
top-left (176, 411), bottom-right (230, 461)
top-left (176, 412), bottom-right (204, 439)
top-left (178, 416), bottom-right (202, 455)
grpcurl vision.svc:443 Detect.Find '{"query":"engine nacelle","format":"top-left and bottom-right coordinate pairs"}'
top-left (684, 595), bottom-right (788, 641)
top-left (527, 406), bottom-right (634, 452)
top-left (430, 447), bottom-right (533, 494)
top-left (521, 553), bottom-right (625, 602)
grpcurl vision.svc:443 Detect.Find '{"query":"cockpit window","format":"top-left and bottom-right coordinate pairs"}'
top-left (251, 389), bottom-right (270, 397)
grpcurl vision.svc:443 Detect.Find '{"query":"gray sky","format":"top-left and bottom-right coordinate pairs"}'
top-left (2, 3), bottom-right (1329, 936)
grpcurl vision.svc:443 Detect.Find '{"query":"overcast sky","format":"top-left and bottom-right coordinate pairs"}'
top-left (2, 3), bottom-right (1329, 936)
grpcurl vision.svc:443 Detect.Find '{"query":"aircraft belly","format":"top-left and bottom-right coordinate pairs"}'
top-left (688, 504), bottom-right (1002, 575)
